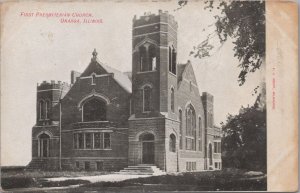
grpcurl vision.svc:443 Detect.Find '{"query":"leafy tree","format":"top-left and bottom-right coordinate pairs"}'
top-left (178, 0), bottom-right (265, 85)
top-left (221, 91), bottom-right (266, 172)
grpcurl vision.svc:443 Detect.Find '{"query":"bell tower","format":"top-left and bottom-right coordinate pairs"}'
top-left (131, 10), bottom-right (178, 118)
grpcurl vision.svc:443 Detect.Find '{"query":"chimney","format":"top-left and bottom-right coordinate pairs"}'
top-left (71, 70), bottom-right (81, 84)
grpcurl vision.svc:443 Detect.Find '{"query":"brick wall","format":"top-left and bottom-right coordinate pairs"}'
top-left (128, 117), bottom-right (166, 170)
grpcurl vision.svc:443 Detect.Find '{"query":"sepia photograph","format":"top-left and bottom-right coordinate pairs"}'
top-left (0, 0), bottom-right (297, 192)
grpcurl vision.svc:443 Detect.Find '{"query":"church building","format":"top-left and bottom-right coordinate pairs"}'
top-left (28, 10), bottom-right (222, 172)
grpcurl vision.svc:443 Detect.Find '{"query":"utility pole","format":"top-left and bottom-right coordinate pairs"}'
top-left (59, 100), bottom-right (62, 170)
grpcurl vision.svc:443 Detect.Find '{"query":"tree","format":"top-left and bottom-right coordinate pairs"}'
top-left (179, 0), bottom-right (265, 86)
top-left (221, 91), bottom-right (266, 172)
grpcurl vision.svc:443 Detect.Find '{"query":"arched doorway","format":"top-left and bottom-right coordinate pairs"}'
top-left (140, 133), bottom-right (155, 164)
top-left (39, 133), bottom-right (50, 157)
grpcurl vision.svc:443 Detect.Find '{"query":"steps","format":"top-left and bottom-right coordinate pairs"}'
top-left (117, 164), bottom-right (165, 175)
top-left (27, 159), bottom-right (46, 170)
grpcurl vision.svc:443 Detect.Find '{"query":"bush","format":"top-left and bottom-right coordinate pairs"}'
top-left (1, 176), bottom-right (37, 189)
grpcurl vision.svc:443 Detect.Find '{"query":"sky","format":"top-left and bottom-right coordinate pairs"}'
top-left (1, 1), bottom-right (264, 166)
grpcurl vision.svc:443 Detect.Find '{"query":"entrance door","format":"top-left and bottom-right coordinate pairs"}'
top-left (142, 142), bottom-right (154, 164)
top-left (140, 133), bottom-right (155, 164)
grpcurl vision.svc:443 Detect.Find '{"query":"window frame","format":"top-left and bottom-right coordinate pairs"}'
top-left (39, 100), bottom-right (45, 120)
top-left (73, 132), bottom-right (112, 150)
top-left (170, 87), bottom-right (175, 113)
top-left (142, 85), bottom-right (151, 112)
top-left (169, 134), bottom-right (176, 152)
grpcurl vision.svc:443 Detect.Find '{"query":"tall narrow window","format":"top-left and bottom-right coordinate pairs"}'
top-left (169, 134), bottom-right (176, 152)
top-left (92, 74), bottom-right (96, 85)
top-left (143, 86), bottom-right (151, 112)
top-left (179, 110), bottom-right (183, 149)
top-left (186, 105), bottom-right (196, 150)
top-left (104, 133), bottom-right (111, 149)
top-left (39, 133), bottom-right (50, 157)
top-left (169, 47), bottom-right (172, 72)
top-left (73, 133), bottom-right (78, 149)
top-left (78, 133), bottom-right (84, 149)
top-left (171, 88), bottom-right (175, 112)
top-left (149, 45), bottom-right (156, 71)
top-left (39, 100), bottom-right (45, 120)
top-left (172, 48), bottom-right (177, 74)
top-left (85, 133), bottom-right (92, 149)
top-left (139, 46), bottom-right (147, 72)
top-left (45, 100), bottom-right (50, 119)
top-left (94, 133), bottom-right (102, 149)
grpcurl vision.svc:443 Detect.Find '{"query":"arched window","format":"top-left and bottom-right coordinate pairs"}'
top-left (170, 87), bottom-right (174, 112)
top-left (39, 100), bottom-right (45, 120)
top-left (172, 47), bottom-right (177, 74)
top-left (139, 46), bottom-right (147, 72)
top-left (179, 109), bottom-right (183, 149)
top-left (169, 47), bottom-right (172, 72)
top-left (45, 100), bottom-right (50, 119)
top-left (83, 98), bottom-right (107, 122)
top-left (143, 86), bottom-right (151, 112)
top-left (186, 105), bottom-right (196, 150)
top-left (149, 45), bottom-right (156, 71)
top-left (169, 134), bottom-right (176, 152)
top-left (39, 133), bottom-right (50, 157)
top-left (168, 46), bottom-right (176, 74)
top-left (92, 74), bottom-right (96, 85)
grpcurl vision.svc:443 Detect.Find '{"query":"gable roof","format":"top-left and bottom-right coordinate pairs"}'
top-left (81, 58), bottom-right (132, 93)
top-left (100, 61), bottom-right (132, 93)
top-left (177, 60), bottom-right (199, 89)
top-left (177, 63), bottom-right (187, 82)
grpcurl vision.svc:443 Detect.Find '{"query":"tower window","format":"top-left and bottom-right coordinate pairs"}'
top-left (45, 100), bottom-right (50, 119)
top-left (170, 87), bottom-right (175, 112)
top-left (143, 86), bottom-right (151, 112)
top-left (172, 48), bottom-right (177, 74)
top-left (169, 47), bottom-right (172, 72)
top-left (139, 46), bottom-right (147, 72)
top-left (149, 45), bottom-right (156, 71)
top-left (169, 46), bottom-right (177, 74)
top-left (39, 100), bottom-right (45, 120)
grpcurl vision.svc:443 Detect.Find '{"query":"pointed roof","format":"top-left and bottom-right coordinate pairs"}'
top-left (99, 62), bottom-right (132, 93)
top-left (81, 49), bottom-right (132, 93)
top-left (177, 63), bottom-right (187, 80)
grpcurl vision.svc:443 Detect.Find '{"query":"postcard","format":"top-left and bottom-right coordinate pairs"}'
top-left (0, 0), bottom-right (298, 192)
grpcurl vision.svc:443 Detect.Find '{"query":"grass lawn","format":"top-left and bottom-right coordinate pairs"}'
top-left (70, 169), bottom-right (266, 192)
top-left (1, 167), bottom-right (108, 190)
top-left (1, 167), bottom-right (266, 192)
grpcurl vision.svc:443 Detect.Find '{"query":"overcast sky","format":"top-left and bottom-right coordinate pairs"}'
top-left (1, 1), bottom-right (264, 166)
